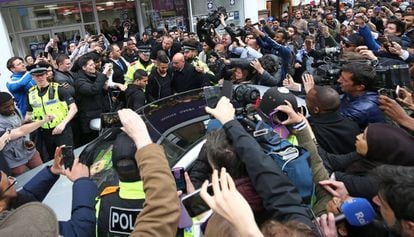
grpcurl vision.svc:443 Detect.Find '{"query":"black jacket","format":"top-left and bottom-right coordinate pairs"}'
top-left (171, 63), bottom-right (211, 93)
top-left (108, 59), bottom-right (128, 84)
top-left (309, 111), bottom-right (360, 154)
top-left (223, 120), bottom-right (318, 233)
top-left (53, 69), bottom-right (76, 97)
top-left (150, 42), bottom-right (182, 60)
top-left (146, 67), bottom-right (173, 102)
top-left (74, 70), bottom-right (109, 132)
top-left (125, 84), bottom-right (146, 111)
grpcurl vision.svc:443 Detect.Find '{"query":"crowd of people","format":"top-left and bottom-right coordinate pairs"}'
top-left (0, 0), bottom-right (414, 236)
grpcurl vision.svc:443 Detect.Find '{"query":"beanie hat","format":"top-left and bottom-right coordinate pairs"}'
top-left (0, 202), bottom-right (59, 237)
top-left (112, 132), bottom-right (137, 173)
top-left (258, 87), bottom-right (298, 122)
top-left (366, 123), bottom-right (414, 165)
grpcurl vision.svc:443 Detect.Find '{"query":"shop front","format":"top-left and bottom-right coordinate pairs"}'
top-left (0, 0), bottom-right (260, 59)
top-left (0, 0), bottom-right (192, 58)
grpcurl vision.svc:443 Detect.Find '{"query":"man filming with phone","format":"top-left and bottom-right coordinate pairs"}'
top-left (25, 63), bottom-right (78, 162)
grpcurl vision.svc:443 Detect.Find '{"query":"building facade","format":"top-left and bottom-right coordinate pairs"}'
top-left (0, 0), bottom-right (259, 90)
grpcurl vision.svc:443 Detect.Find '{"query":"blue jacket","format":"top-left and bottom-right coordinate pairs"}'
top-left (340, 92), bottom-right (385, 130)
top-left (59, 177), bottom-right (98, 237)
top-left (6, 72), bottom-right (36, 117)
top-left (256, 35), bottom-right (292, 83)
top-left (17, 166), bottom-right (97, 237)
top-left (358, 25), bottom-right (380, 52)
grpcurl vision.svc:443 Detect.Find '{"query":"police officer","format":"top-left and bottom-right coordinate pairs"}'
top-left (25, 63), bottom-right (77, 161)
top-left (95, 132), bottom-right (145, 236)
top-left (182, 39), bottom-right (214, 75)
top-left (124, 45), bottom-right (154, 84)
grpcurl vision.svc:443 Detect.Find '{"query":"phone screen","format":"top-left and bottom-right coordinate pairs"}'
top-left (172, 167), bottom-right (187, 193)
top-left (61, 146), bottom-right (74, 170)
top-left (182, 184), bottom-right (213, 217)
top-left (101, 112), bottom-right (122, 128)
top-left (204, 86), bottom-right (221, 108)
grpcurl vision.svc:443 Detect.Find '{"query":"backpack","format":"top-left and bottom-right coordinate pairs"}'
top-left (254, 120), bottom-right (315, 205)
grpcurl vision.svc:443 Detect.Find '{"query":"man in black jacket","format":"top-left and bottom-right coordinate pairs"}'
top-left (150, 36), bottom-right (181, 60)
top-left (171, 53), bottom-right (211, 93)
top-left (74, 56), bottom-right (109, 144)
top-left (307, 86), bottom-right (360, 154)
top-left (146, 54), bottom-right (172, 102)
top-left (125, 69), bottom-right (148, 111)
top-left (54, 54), bottom-right (76, 97)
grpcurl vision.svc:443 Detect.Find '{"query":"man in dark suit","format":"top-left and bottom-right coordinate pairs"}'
top-left (171, 53), bottom-right (211, 93)
top-left (108, 44), bottom-right (128, 84)
top-left (150, 35), bottom-right (181, 60)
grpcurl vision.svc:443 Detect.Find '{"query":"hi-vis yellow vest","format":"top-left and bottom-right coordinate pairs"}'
top-left (124, 61), bottom-right (154, 84)
top-left (28, 82), bottom-right (68, 129)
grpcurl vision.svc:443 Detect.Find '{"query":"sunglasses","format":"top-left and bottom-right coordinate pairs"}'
top-left (0, 176), bottom-right (17, 197)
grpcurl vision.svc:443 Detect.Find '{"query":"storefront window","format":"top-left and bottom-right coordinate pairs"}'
top-left (140, 0), bottom-right (189, 34)
top-left (96, 0), bottom-right (138, 43)
top-left (9, 3), bottom-right (82, 32)
top-left (85, 23), bottom-right (98, 35)
top-left (81, 2), bottom-right (95, 23)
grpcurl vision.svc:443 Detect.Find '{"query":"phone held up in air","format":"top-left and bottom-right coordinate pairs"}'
top-left (172, 167), bottom-right (187, 194)
top-left (61, 146), bottom-right (75, 170)
top-left (100, 112), bottom-right (122, 129)
top-left (181, 183), bottom-right (213, 217)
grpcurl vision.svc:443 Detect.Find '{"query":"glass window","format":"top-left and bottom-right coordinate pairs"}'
top-left (81, 2), bottom-right (95, 23)
top-left (9, 34), bottom-right (20, 57)
top-left (20, 33), bottom-right (50, 58)
top-left (85, 23), bottom-right (98, 35)
top-left (9, 3), bottom-right (82, 32)
top-left (96, 0), bottom-right (138, 43)
top-left (140, 0), bottom-right (189, 33)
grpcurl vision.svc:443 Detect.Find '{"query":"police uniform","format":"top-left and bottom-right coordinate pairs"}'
top-left (182, 41), bottom-right (214, 76)
top-left (95, 182), bottom-right (145, 237)
top-left (27, 66), bottom-right (75, 161)
top-left (124, 46), bottom-right (154, 84)
top-left (95, 132), bottom-right (146, 237)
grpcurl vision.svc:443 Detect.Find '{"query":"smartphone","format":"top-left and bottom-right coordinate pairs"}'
top-left (182, 184), bottom-right (213, 217)
top-left (204, 86), bottom-right (221, 108)
top-left (221, 80), bottom-right (233, 99)
top-left (101, 112), bottom-right (122, 128)
top-left (172, 167), bottom-right (187, 193)
top-left (105, 63), bottom-right (113, 70)
top-left (61, 146), bottom-right (74, 170)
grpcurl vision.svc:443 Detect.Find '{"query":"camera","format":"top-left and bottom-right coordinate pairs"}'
top-left (376, 64), bottom-right (411, 90)
top-left (324, 47), bottom-right (341, 56)
top-left (378, 88), bottom-right (397, 99)
top-left (225, 26), bottom-right (247, 43)
top-left (196, 6), bottom-right (228, 41)
top-left (233, 85), bottom-right (260, 105)
top-left (312, 47), bottom-right (342, 85)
